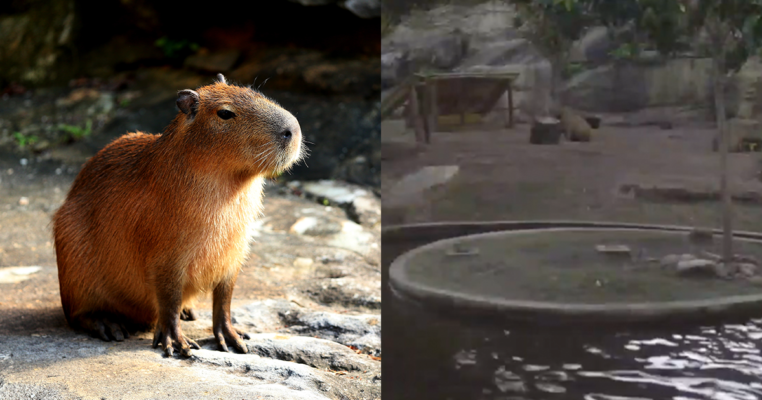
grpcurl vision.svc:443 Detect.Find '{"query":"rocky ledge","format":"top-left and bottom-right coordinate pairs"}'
top-left (0, 158), bottom-right (381, 400)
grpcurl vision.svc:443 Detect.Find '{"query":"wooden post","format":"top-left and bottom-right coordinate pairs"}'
top-left (427, 77), bottom-right (438, 135)
top-left (506, 78), bottom-right (514, 128)
top-left (408, 84), bottom-right (426, 144)
top-left (459, 78), bottom-right (465, 125)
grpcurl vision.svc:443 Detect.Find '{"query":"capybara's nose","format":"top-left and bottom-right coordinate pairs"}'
top-left (278, 119), bottom-right (301, 146)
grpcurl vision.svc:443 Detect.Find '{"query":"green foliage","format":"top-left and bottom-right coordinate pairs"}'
top-left (513, 0), bottom-right (593, 56)
top-left (13, 131), bottom-right (38, 148)
top-left (154, 37), bottom-right (200, 58)
top-left (560, 0), bottom-right (762, 71)
top-left (58, 119), bottom-right (92, 141)
top-left (564, 62), bottom-right (586, 77)
top-left (609, 43), bottom-right (639, 60)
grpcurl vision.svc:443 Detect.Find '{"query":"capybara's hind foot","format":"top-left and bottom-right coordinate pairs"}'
top-left (180, 307), bottom-right (198, 321)
top-left (78, 314), bottom-right (130, 342)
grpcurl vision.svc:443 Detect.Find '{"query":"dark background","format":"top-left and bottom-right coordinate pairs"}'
top-left (0, 0), bottom-right (380, 186)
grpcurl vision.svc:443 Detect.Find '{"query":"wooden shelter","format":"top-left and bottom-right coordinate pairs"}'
top-left (410, 71), bottom-right (519, 143)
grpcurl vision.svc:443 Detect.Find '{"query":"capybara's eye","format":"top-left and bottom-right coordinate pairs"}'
top-left (217, 110), bottom-right (235, 120)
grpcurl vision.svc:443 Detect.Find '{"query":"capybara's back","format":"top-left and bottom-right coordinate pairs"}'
top-left (55, 132), bottom-right (169, 330)
top-left (560, 107), bottom-right (592, 142)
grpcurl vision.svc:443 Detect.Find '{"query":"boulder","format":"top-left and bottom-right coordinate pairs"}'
top-left (569, 26), bottom-right (616, 65)
top-left (675, 259), bottom-right (718, 277)
top-left (0, 0), bottom-right (78, 86)
top-left (287, 0), bottom-right (381, 18)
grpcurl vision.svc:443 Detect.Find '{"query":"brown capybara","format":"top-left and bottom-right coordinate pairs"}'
top-left (560, 107), bottom-right (592, 142)
top-left (53, 74), bottom-right (305, 357)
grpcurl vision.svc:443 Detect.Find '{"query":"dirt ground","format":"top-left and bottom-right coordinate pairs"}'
top-left (382, 118), bottom-right (762, 230)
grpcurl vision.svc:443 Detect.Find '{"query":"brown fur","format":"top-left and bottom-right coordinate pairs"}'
top-left (53, 74), bottom-right (304, 357)
top-left (560, 107), bottom-right (592, 142)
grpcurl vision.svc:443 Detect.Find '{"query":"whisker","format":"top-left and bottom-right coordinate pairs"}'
top-left (257, 77), bottom-right (270, 91)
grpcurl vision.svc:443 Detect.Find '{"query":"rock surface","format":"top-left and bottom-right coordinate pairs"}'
top-left (381, 3), bottom-right (762, 119)
top-left (288, 0), bottom-right (380, 18)
top-left (0, 153), bottom-right (380, 399)
top-left (660, 249), bottom-right (761, 282)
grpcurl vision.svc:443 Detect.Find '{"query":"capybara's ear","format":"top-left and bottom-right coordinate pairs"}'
top-left (177, 89), bottom-right (199, 117)
top-left (216, 73), bottom-right (227, 84)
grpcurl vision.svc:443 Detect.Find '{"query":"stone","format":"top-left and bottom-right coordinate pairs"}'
top-left (714, 262), bottom-right (734, 279)
top-left (679, 254), bottom-right (697, 262)
top-left (0, 300), bottom-right (380, 400)
top-left (660, 254), bottom-right (681, 268)
top-left (733, 254), bottom-right (759, 265)
top-left (293, 257), bottom-right (315, 269)
top-left (699, 251), bottom-right (722, 261)
top-left (289, 216), bottom-right (343, 236)
top-left (739, 263), bottom-right (758, 278)
top-left (569, 26), bottom-right (616, 64)
top-left (305, 276), bottom-right (382, 310)
top-left (241, 333), bottom-right (376, 371)
top-left (0, 0), bottom-right (78, 86)
top-left (595, 244), bottom-right (631, 260)
top-left (288, 0), bottom-right (380, 18)
top-left (55, 88), bottom-right (101, 107)
top-left (183, 49), bottom-right (241, 73)
top-left (341, 0), bottom-right (381, 18)
top-left (675, 259), bottom-right (717, 277)
top-left (560, 58), bottom-right (713, 113)
top-left (0, 266), bottom-right (43, 284)
top-left (385, 165), bottom-right (459, 209)
top-left (233, 300), bottom-right (381, 357)
top-left (18, 197), bottom-right (29, 206)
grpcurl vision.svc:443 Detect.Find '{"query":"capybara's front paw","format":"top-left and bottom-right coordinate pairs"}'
top-left (152, 322), bottom-right (200, 357)
top-left (213, 323), bottom-right (250, 354)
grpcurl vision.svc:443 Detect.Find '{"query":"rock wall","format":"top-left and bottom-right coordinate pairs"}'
top-left (561, 57), bottom-right (714, 113)
top-left (382, 4), bottom-right (762, 121)
top-left (0, 0), bottom-right (78, 87)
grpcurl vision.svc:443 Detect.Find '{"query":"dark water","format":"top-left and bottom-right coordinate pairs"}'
top-left (386, 295), bottom-right (762, 400)
top-left (382, 223), bottom-right (762, 400)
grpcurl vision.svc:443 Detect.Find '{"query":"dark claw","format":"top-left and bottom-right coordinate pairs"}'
top-left (107, 321), bottom-right (124, 341)
top-left (186, 337), bottom-right (201, 350)
top-left (96, 321), bottom-right (110, 342)
top-left (216, 334), bottom-right (230, 352)
top-left (153, 326), bottom-right (195, 358)
top-left (180, 308), bottom-right (198, 321)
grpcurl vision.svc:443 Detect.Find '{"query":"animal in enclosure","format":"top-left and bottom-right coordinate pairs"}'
top-left (560, 107), bottom-right (592, 142)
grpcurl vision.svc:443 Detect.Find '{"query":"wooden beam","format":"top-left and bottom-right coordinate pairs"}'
top-left (408, 84), bottom-right (426, 144)
top-left (507, 79), bottom-right (514, 128)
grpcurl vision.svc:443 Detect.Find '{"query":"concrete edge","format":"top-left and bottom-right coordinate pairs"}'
top-left (385, 220), bottom-right (762, 325)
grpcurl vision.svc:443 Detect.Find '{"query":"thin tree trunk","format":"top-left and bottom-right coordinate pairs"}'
top-left (713, 55), bottom-right (733, 262)
top-left (549, 52), bottom-right (565, 114)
